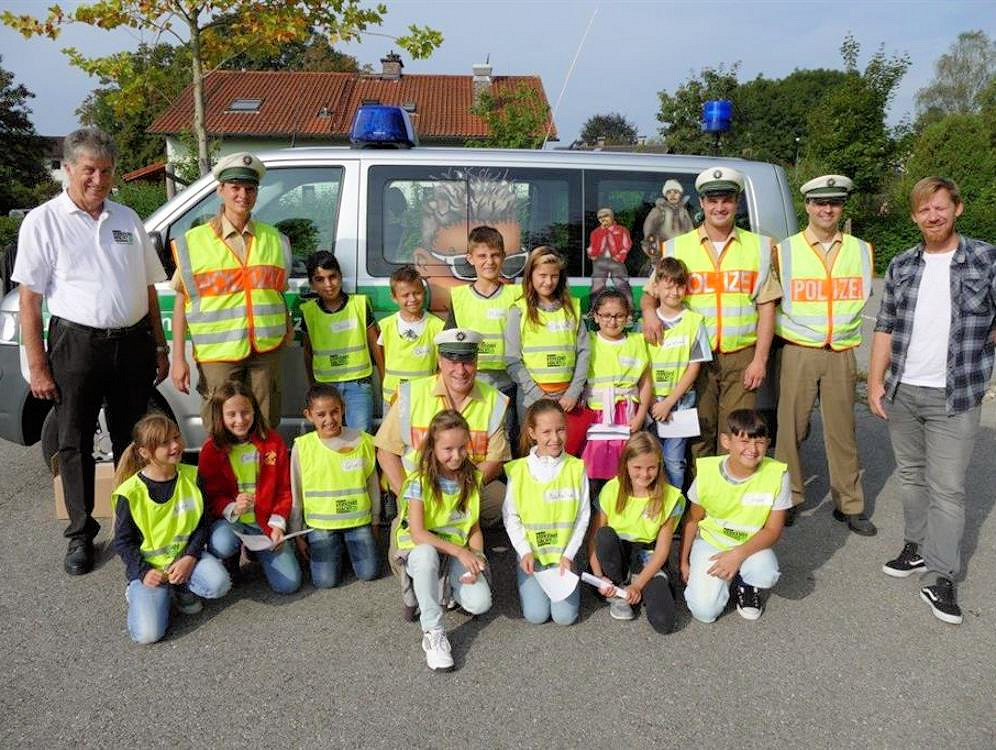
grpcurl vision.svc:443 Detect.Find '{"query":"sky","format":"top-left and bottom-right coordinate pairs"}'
top-left (2, 0), bottom-right (995, 146)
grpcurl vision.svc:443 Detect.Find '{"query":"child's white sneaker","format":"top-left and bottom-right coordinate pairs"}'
top-left (734, 581), bottom-right (763, 620)
top-left (421, 627), bottom-right (454, 672)
top-left (609, 598), bottom-right (635, 621)
top-left (173, 587), bottom-right (203, 615)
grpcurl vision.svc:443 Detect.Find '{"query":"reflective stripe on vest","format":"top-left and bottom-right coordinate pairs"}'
top-left (586, 332), bottom-right (649, 410)
top-left (694, 456), bottom-right (786, 551)
top-left (116, 464), bottom-right (204, 571)
top-left (228, 442), bottom-right (258, 524)
top-left (395, 471), bottom-right (481, 550)
top-left (646, 309), bottom-right (706, 397)
top-left (450, 283), bottom-right (521, 370)
top-left (598, 476), bottom-right (683, 548)
top-left (775, 233), bottom-right (872, 350)
top-left (517, 298), bottom-right (581, 383)
top-left (379, 311), bottom-right (444, 403)
top-left (294, 430), bottom-right (375, 530)
top-left (398, 376), bottom-right (508, 466)
top-left (301, 295), bottom-right (373, 382)
top-left (505, 455), bottom-right (585, 566)
top-left (173, 223), bottom-right (287, 363)
top-left (663, 228), bottom-right (771, 353)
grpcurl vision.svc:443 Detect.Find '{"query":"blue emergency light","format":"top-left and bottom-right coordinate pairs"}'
top-left (349, 105), bottom-right (417, 149)
top-left (701, 99), bottom-right (733, 133)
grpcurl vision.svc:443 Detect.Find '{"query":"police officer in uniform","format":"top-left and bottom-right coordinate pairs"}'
top-left (774, 175), bottom-right (875, 535)
top-left (640, 166), bottom-right (781, 458)
top-left (170, 153), bottom-right (293, 430)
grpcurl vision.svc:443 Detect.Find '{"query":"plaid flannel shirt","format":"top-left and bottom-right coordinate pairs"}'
top-left (874, 234), bottom-right (996, 414)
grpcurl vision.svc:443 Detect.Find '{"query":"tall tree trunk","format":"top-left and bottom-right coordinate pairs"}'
top-left (187, 17), bottom-right (210, 177)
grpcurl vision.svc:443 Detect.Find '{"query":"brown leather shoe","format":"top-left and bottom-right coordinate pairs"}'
top-left (832, 509), bottom-right (877, 536)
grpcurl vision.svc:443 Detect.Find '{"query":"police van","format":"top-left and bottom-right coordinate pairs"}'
top-left (0, 107), bottom-right (797, 467)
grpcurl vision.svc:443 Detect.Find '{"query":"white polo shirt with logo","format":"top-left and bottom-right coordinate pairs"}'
top-left (12, 191), bottom-right (166, 328)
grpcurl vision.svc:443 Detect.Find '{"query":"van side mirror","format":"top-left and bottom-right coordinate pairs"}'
top-left (150, 230), bottom-right (175, 276)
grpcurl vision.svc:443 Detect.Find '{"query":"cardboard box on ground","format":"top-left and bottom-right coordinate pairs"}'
top-left (53, 455), bottom-right (115, 519)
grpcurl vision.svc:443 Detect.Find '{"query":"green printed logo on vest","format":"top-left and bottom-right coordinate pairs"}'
top-left (654, 369), bottom-right (674, 386)
top-left (535, 530), bottom-right (558, 548)
top-left (336, 498), bottom-right (360, 514)
top-left (546, 353), bottom-right (568, 368)
top-left (722, 526), bottom-right (750, 542)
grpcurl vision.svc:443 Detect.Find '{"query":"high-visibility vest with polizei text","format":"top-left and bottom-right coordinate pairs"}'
top-left (694, 455), bottom-right (786, 551)
top-left (395, 470), bottom-right (481, 550)
top-left (505, 455), bottom-right (586, 566)
top-left (646, 309), bottom-right (706, 398)
top-left (517, 298), bottom-right (581, 384)
top-left (228, 442), bottom-right (257, 524)
top-left (294, 430), bottom-right (375, 530)
top-left (586, 332), bottom-right (649, 410)
top-left (379, 312), bottom-right (444, 404)
top-left (450, 283), bottom-right (521, 370)
top-left (598, 477), bottom-right (683, 549)
top-left (301, 295), bottom-right (373, 382)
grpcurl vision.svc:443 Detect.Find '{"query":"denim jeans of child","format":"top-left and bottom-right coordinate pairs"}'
top-left (656, 392), bottom-right (695, 490)
top-left (684, 536), bottom-right (780, 623)
top-left (405, 543), bottom-right (492, 632)
top-left (306, 525), bottom-right (379, 588)
top-left (208, 519), bottom-right (302, 594)
top-left (337, 378), bottom-right (374, 433)
top-left (516, 565), bottom-right (579, 625)
top-left (126, 553), bottom-right (230, 644)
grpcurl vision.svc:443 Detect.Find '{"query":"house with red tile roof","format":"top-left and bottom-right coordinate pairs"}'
top-left (147, 53), bottom-right (556, 165)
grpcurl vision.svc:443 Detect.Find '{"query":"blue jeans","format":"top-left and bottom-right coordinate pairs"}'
top-left (126, 553), bottom-right (230, 644)
top-left (306, 525), bottom-right (379, 588)
top-left (208, 519), bottom-right (303, 595)
top-left (516, 566), bottom-right (579, 625)
top-left (656, 392), bottom-right (696, 489)
top-left (337, 378), bottom-right (374, 433)
top-left (405, 544), bottom-right (492, 632)
top-left (683, 536), bottom-right (780, 623)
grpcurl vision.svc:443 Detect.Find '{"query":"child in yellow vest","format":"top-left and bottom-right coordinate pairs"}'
top-left (376, 264), bottom-right (444, 406)
top-left (394, 410), bottom-right (492, 672)
top-left (680, 409), bottom-right (789, 622)
top-left (301, 251), bottom-right (384, 432)
top-left (503, 400), bottom-right (590, 626)
top-left (112, 413), bottom-right (231, 644)
top-left (645, 257), bottom-right (713, 489)
top-left (446, 225), bottom-right (521, 436)
top-left (581, 288), bottom-right (652, 488)
top-left (290, 383), bottom-right (380, 588)
top-left (504, 246), bottom-right (591, 456)
top-left (589, 433), bottom-right (684, 633)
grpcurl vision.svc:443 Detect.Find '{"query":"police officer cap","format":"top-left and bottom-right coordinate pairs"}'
top-left (212, 152), bottom-right (265, 185)
top-left (695, 166), bottom-right (744, 196)
top-left (801, 174), bottom-right (853, 201)
top-left (435, 328), bottom-right (482, 361)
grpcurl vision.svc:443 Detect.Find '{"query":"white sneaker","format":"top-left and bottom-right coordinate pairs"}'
top-left (609, 598), bottom-right (635, 621)
top-left (421, 627), bottom-right (454, 672)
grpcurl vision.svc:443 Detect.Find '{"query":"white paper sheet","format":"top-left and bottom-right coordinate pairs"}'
top-left (231, 528), bottom-right (310, 552)
top-left (580, 571), bottom-right (629, 600)
top-left (533, 568), bottom-right (580, 602)
top-left (655, 407), bottom-right (701, 438)
top-left (585, 424), bottom-right (631, 441)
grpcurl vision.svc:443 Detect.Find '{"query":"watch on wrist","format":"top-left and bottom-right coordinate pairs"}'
top-left (155, 344), bottom-right (170, 355)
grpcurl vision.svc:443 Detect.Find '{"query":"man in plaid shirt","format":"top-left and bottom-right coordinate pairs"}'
top-left (868, 176), bottom-right (995, 626)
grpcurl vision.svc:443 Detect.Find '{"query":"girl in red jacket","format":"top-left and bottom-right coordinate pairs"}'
top-left (201, 380), bottom-right (302, 594)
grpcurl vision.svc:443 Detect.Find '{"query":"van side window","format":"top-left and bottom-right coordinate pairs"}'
top-left (165, 166), bottom-right (344, 278)
top-left (367, 166), bottom-right (582, 281)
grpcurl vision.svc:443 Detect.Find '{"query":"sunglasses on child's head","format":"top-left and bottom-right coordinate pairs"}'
top-left (426, 248), bottom-right (528, 281)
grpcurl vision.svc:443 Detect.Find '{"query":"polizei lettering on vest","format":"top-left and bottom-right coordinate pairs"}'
top-left (687, 270), bottom-right (758, 295)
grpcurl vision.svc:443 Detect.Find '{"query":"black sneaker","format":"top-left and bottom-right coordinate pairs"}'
top-left (920, 577), bottom-right (963, 625)
top-left (734, 581), bottom-right (763, 621)
top-left (882, 542), bottom-right (925, 578)
top-left (783, 505), bottom-right (800, 527)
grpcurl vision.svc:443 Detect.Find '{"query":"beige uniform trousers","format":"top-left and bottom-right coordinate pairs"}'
top-left (197, 346), bottom-right (284, 432)
top-left (775, 343), bottom-right (864, 513)
top-left (692, 345), bottom-right (758, 458)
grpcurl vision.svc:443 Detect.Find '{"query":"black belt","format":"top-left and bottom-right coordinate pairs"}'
top-left (782, 339), bottom-right (836, 351)
top-left (53, 314), bottom-right (151, 338)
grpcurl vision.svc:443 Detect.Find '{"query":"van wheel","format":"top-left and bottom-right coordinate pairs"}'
top-left (40, 394), bottom-right (174, 475)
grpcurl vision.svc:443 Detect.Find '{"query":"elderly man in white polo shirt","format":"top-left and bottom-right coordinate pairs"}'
top-left (13, 128), bottom-right (169, 576)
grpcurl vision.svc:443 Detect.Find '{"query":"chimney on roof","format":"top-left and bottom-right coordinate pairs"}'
top-left (381, 51), bottom-right (403, 80)
top-left (472, 61), bottom-right (493, 102)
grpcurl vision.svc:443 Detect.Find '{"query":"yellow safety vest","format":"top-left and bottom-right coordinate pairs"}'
top-left (395, 470), bottom-right (481, 550)
top-left (294, 430), bottom-right (375, 530)
top-left (398, 375), bottom-right (508, 466)
top-left (115, 464), bottom-right (204, 571)
top-left (505, 455), bottom-right (586, 566)
top-left (450, 283), bottom-right (521, 370)
top-left (301, 295), bottom-right (373, 382)
top-left (517, 298), bottom-right (581, 384)
top-left (228, 442), bottom-right (257, 525)
top-left (598, 477), bottom-right (683, 548)
top-left (646, 309), bottom-right (706, 398)
top-left (173, 222), bottom-right (287, 363)
top-left (379, 312), bottom-right (444, 403)
top-left (695, 455), bottom-right (787, 551)
top-left (586, 332), bottom-right (649, 410)
top-left (775, 233), bottom-right (872, 350)
top-left (663, 228), bottom-right (772, 353)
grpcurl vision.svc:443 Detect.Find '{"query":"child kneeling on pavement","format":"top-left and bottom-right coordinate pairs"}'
top-left (680, 409), bottom-right (788, 622)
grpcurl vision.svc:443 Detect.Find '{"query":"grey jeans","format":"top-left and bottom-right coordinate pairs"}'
top-left (886, 384), bottom-right (981, 581)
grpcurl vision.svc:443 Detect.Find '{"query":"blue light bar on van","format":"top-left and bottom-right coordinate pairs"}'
top-left (350, 105), bottom-right (417, 149)
top-left (701, 99), bottom-right (732, 133)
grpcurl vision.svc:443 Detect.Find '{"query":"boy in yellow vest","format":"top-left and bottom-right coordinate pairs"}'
top-left (774, 175), bottom-right (875, 535)
top-left (301, 251), bottom-right (385, 432)
top-left (445, 225), bottom-right (520, 437)
top-left (376, 264), bottom-right (444, 406)
top-left (680, 409), bottom-right (789, 622)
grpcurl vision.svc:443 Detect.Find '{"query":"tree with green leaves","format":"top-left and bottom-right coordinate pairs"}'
top-left (579, 112), bottom-right (638, 146)
top-left (915, 30), bottom-right (996, 123)
top-left (467, 83), bottom-right (551, 150)
top-left (222, 31), bottom-right (366, 72)
top-left (3, 1), bottom-right (442, 176)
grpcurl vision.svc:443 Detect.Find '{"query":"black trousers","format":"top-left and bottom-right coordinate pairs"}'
top-left (48, 316), bottom-right (155, 541)
top-left (594, 525), bottom-right (677, 633)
